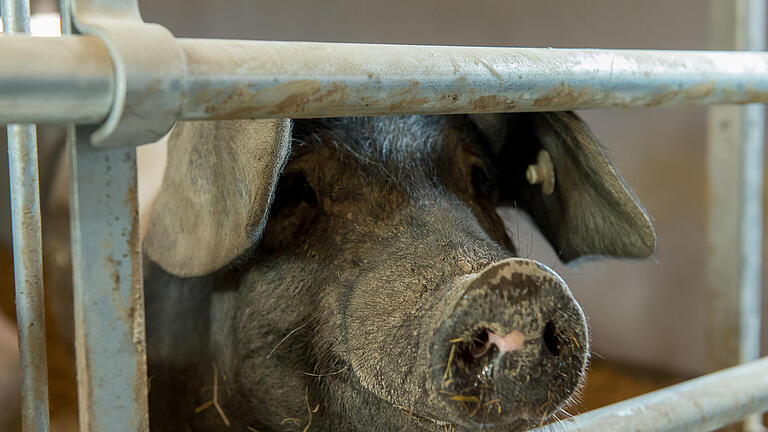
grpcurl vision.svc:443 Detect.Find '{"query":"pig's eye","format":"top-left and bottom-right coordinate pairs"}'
top-left (471, 164), bottom-right (496, 202)
top-left (272, 171), bottom-right (318, 212)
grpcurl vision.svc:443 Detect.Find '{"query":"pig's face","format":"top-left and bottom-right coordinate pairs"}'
top-left (143, 114), bottom-right (655, 431)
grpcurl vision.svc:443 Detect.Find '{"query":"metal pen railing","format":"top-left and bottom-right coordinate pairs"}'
top-left (1, 1), bottom-right (50, 431)
top-left (0, 0), bottom-right (765, 430)
top-left (533, 357), bottom-right (768, 432)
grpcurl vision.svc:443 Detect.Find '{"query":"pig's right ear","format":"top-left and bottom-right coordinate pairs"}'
top-left (144, 119), bottom-right (292, 277)
top-left (469, 112), bottom-right (656, 263)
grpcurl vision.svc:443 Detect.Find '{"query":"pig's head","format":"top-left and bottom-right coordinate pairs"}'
top-left (143, 113), bottom-right (655, 431)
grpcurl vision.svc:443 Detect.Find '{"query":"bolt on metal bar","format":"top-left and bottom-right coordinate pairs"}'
top-left (1, 0), bottom-right (51, 431)
top-left (706, 1), bottom-right (766, 431)
top-left (532, 357), bottom-right (768, 432)
top-left (3, 36), bottom-right (768, 128)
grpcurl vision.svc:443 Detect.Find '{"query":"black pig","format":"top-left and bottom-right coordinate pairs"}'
top-left (142, 113), bottom-right (655, 431)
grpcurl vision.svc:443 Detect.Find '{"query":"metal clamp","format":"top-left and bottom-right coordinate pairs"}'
top-left (66, 0), bottom-right (185, 147)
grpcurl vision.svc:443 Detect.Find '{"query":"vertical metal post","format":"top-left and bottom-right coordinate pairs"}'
top-left (707, 0), bottom-right (766, 430)
top-left (1, 0), bottom-right (52, 431)
top-left (67, 130), bottom-right (150, 432)
top-left (61, 2), bottom-right (150, 430)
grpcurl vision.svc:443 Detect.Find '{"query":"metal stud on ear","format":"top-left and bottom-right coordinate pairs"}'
top-left (526, 150), bottom-right (555, 195)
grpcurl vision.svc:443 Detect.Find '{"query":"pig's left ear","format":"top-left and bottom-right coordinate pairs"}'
top-left (144, 119), bottom-right (292, 277)
top-left (469, 112), bottom-right (656, 263)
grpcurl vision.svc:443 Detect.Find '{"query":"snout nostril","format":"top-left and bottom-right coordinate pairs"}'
top-left (468, 329), bottom-right (491, 358)
top-left (543, 321), bottom-right (560, 357)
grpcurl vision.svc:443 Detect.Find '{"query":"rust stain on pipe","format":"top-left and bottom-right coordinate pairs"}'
top-left (125, 163), bottom-right (149, 426)
top-left (179, 40), bottom-right (768, 120)
top-left (468, 94), bottom-right (516, 112)
top-left (205, 80), bottom-right (353, 119)
top-left (200, 81), bottom-right (525, 119)
top-left (532, 83), bottom-right (602, 109)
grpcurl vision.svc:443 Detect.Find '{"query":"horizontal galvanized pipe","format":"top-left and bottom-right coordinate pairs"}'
top-left (179, 39), bottom-right (768, 119)
top-left (0, 35), bottom-right (113, 124)
top-left (3, 35), bottom-right (768, 125)
top-left (532, 356), bottom-right (768, 432)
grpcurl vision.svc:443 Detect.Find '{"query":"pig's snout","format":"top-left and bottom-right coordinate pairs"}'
top-left (428, 258), bottom-right (588, 427)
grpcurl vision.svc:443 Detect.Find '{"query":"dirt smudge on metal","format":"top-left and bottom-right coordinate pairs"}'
top-left (124, 160), bottom-right (150, 428)
top-left (533, 83), bottom-right (603, 109)
top-left (469, 95), bottom-right (516, 112)
top-left (622, 81), bottom-right (717, 108)
top-left (386, 81), bottom-right (429, 111)
top-left (204, 80), bottom-right (353, 119)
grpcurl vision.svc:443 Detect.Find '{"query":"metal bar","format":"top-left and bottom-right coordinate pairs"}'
top-left (1, 0), bottom-right (51, 431)
top-left (67, 128), bottom-right (149, 432)
top-left (177, 40), bottom-right (768, 120)
top-left (706, 1), bottom-right (766, 431)
top-left (0, 35), bottom-right (113, 124)
top-left (60, 1), bottom-right (150, 429)
top-left (5, 36), bottom-right (768, 125)
top-left (1, 0), bottom-right (29, 30)
top-left (532, 357), bottom-right (768, 432)
top-left (6, 124), bottom-right (50, 432)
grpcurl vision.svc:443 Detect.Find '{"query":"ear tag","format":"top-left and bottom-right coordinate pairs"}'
top-left (525, 150), bottom-right (555, 195)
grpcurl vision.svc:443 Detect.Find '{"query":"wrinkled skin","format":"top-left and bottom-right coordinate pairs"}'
top-left (145, 115), bottom-right (649, 431)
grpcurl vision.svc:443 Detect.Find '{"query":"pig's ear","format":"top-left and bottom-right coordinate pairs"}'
top-left (144, 119), bottom-right (292, 277)
top-left (469, 112), bottom-right (656, 263)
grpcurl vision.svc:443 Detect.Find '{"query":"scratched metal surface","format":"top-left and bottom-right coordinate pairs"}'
top-left (67, 127), bottom-right (149, 432)
top-left (2, 36), bottom-right (768, 127)
top-left (179, 40), bottom-right (768, 120)
top-left (2, 0), bottom-right (52, 430)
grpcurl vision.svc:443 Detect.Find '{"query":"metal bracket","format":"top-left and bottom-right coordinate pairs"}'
top-left (67, 0), bottom-right (185, 147)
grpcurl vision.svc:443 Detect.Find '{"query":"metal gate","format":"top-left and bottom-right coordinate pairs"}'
top-left (1, 0), bottom-right (767, 430)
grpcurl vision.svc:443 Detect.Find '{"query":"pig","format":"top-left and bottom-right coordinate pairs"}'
top-left (141, 112), bottom-right (656, 431)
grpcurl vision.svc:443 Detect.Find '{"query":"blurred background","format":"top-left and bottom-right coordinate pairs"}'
top-left (1, 0), bottom-right (766, 430)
